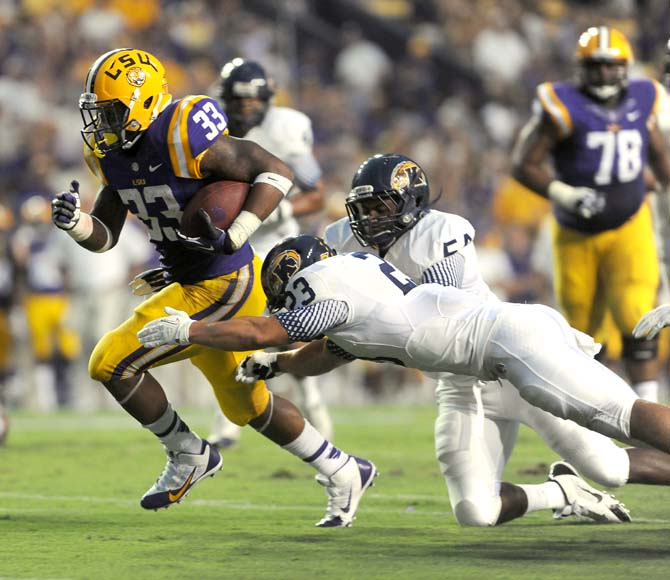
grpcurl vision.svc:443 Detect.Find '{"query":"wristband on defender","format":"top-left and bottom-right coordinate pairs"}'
top-left (252, 172), bottom-right (293, 196)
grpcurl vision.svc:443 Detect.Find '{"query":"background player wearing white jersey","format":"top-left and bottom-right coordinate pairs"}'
top-left (325, 154), bottom-right (670, 526)
top-left (206, 58), bottom-right (331, 448)
top-left (140, 234), bottom-right (670, 527)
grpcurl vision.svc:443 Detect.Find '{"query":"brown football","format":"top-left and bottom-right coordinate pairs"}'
top-left (180, 180), bottom-right (250, 236)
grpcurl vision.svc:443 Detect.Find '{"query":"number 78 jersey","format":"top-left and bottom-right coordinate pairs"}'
top-left (286, 252), bottom-right (500, 374)
top-left (537, 78), bottom-right (666, 233)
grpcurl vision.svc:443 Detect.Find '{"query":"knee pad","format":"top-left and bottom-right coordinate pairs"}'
top-left (622, 335), bottom-right (658, 363)
top-left (453, 497), bottom-right (501, 527)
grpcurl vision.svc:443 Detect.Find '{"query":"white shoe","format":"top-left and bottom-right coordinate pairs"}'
top-left (548, 461), bottom-right (631, 523)
top-left (141, 440), bottom-right (223, 510)
top-left (315, 456), bottom-right (378, 528)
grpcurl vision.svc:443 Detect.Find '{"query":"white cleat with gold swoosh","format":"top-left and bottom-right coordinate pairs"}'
top-left (141, 440), bottom-right (223, 510)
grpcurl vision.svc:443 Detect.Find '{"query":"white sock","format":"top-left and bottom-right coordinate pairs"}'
top-left (282, 420), bottom-right (348, 477)
top-left (143, 403), bottom-right (202, 454)
top-left (632, 380), bottom-right (658, 402)
top-left (518, 482), bottom-right (566, 514)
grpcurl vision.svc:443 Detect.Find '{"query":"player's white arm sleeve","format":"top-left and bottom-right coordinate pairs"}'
top-left (286, 153), bottom-right (322, 191)
top-left (275, 300), bottom-right (349, 342)
top-left (421, 253), bottom-right (465, 287)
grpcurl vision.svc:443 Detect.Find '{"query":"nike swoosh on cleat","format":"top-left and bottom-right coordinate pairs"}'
top-left (167, 469), bottom-right (196, 503)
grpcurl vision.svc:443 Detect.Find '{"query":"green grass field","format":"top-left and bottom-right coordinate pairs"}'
top-left (1, 405), bottom-right (669, 580)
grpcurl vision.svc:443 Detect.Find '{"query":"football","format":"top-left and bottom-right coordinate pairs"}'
top-left (180, 180), bottom-right (250, 236)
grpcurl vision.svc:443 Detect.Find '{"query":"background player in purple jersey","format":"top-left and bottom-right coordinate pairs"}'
top-left (50, 48), bottom-right (376, 526)
top-left (512, 26), bottom-right (670, 403)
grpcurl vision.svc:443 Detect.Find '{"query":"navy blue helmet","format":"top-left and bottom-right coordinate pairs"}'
top-left (218, 58), bottom-right (275, 136)
top-left (261, 235), bottom-right (336, 313)
top-left (346, 154), bottom-right (430, 252)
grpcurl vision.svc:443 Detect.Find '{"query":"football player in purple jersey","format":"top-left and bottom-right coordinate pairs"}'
top-left (512, 26), bottom-right (670, 403)
top-left (50, 49), bottom-right (376, 526)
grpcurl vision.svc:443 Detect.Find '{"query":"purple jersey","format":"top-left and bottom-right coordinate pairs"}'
top-left (84, 95), bottom-right (252, 283)
top-left (537, 79), bottom-right (664, 233)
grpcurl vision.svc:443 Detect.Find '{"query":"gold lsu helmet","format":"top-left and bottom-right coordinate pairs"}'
top-left (576, 26), bottom-right (634, 100)
top-left (79, 48), bottom-right (172, 157)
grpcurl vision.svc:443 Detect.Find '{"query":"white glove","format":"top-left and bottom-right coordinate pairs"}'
top-left (548, 181), bottom-right (606, 219)
top-left (137, 307), bottom-right (194, 347)
top-left (235, 351), bottom-right (282, 384)
top-left (632, 305), bottom-right (670, 339)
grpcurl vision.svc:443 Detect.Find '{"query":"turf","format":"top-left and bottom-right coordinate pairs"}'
top-left (1, 406), bottom-right (669, 579)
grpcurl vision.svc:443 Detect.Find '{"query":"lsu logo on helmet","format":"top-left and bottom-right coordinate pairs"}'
top-left (79, 48), bottom-right (172, 157)
top-left (126, 66), bottom-right (147, 88)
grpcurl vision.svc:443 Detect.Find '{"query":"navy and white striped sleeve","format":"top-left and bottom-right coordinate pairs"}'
top-left (421, 253), bottom-right (465, 287)
top-left (276, 299), bottom-right (349, 342)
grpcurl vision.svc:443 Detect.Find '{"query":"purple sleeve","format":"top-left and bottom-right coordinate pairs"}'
top-left (184, 97), bottom-right (229, 158)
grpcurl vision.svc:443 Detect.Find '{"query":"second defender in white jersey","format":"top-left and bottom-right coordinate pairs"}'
top-left (217, 58), bottom-right (325, 258)
top-left (139, 234), bottom-right (670, 526)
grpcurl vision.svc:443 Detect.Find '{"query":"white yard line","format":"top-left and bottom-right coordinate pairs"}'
top-left (1, 492), bottom-right (668, 523)
top-left (0, 491), bottom-right (450, 516)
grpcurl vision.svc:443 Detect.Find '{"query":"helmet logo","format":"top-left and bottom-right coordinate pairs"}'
top-left (390, 161), bottom-right (425, 192)
top-left (268, 249), bottom-right (301, 295)
top-left (126, 66), bottom-right (147, 87)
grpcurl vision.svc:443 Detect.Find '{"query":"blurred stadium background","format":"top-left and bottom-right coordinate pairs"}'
top-left (1, 0), bottom-right (669, 419)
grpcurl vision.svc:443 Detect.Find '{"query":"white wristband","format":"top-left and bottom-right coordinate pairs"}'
top-left (227, 210), bottom-right (262, 250)
top-left (67, 213), bottom-right (94, 241)
top-left (253, 172), bottom-right (293, 197)
top-left (547, 180), bottom-right (577, 206)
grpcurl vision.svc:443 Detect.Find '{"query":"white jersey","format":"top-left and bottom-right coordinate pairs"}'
top-left (244, 106), bottom-right (321, 258)
top-left (287, 253), bottom-right (504, 377)
top-left (324, 211), bottom-right (495, 301)
top-left (325, 211), bottom-right (499, 387)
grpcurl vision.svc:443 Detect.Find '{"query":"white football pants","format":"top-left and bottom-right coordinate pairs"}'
top-left (436, 303), bottom-right (636, 527)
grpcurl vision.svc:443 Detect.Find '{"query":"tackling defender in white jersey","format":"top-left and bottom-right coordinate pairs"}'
top-left (207, 59), bottom-right (331, 447)
top-left (323, 154), bottom-right (670, 525)
top-left (139, 231), bottom-right (670, 527)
